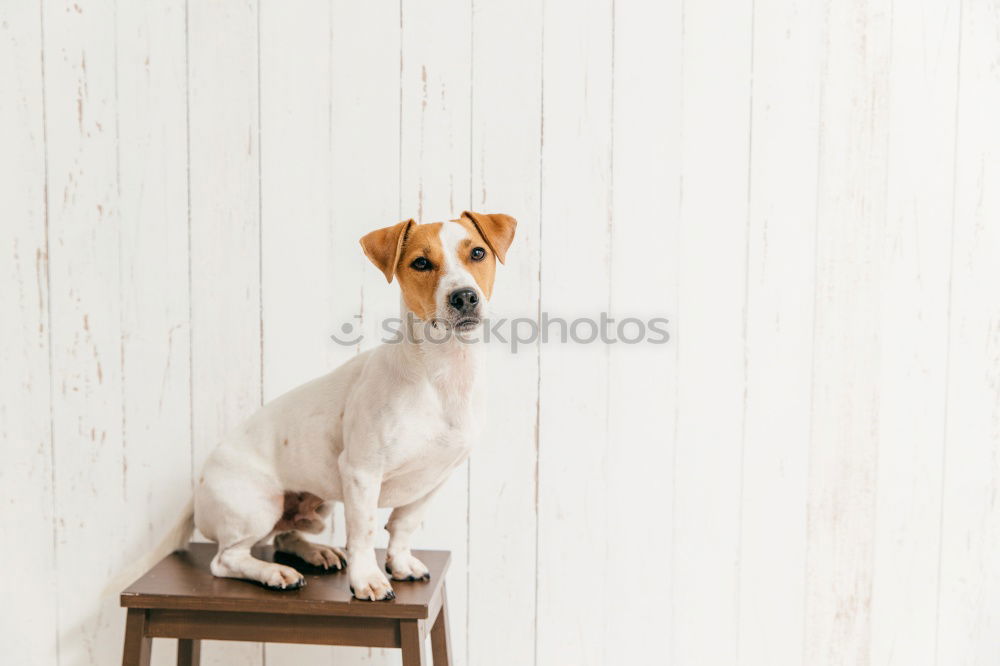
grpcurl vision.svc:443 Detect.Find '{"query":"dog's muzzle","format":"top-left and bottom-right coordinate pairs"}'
top-left (447, 288), bottom-right (481, 330)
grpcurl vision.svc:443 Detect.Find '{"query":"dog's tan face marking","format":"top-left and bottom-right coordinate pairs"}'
top-left (395, 219), bottom-right (496, 321)
top-left (360, 212), bottom-right (517, 324)
top-left (451, 216), bottom-right (498, 299)
top-left (396, 222), bottom-right (445, 320)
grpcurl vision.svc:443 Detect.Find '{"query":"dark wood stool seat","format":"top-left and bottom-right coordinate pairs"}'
top-left (120, 542), bottom-right (451, 666)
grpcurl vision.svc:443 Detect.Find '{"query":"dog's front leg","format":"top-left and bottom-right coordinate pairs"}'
top-left (384, 483), bottom-right (444, 581)
top-left (339, 460), bottom-right (395, 601)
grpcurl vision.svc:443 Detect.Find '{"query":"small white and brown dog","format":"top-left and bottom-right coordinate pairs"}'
top-left (138, 211), bottom-right (516, 601)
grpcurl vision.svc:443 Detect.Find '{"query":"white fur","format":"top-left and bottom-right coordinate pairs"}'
top-left (436, 220), bottom-right (482, 312)
top-left (183, 221), bottom-right (486, 599)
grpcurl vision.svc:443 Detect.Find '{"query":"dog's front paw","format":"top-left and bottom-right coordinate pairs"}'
top-left (385, 552), bottom-right (430, 581)
top-left (349, 566), bottom-right (395, 601)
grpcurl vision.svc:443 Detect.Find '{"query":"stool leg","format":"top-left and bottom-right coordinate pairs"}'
top-left (400, 619), bottom-right (427, 666)
top-left (430, 583), bottom-right (452, 666)
top-left (177, 638), bottom-right (201, 666)
top-left (122, 609), bottom-right (152, 666)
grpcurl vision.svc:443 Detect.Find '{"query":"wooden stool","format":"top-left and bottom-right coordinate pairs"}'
top-left (120, 543), bottom-right (451, 666)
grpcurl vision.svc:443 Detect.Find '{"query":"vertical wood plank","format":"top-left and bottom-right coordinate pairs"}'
top-left (536, 0), bottom-right (613, 664)
top-left (869, 2), bottom-right (960, 665)
top-left (187, 1), bottom-right (262, 664)
top-left (737, 1), bottom-right (821, 664)
top-left (345, 0), bottom-right (405, 405)
top-left (0, 3), bottom-right (58, 665)
top-left (607, 0), bottom-right (680, 662)
top-left (115, 2), bottom-right (191, 664)
top-left (673, 0), bottom-right (753, 663)
top-left (42, 0), bottom-right (125, 664)
top-left (399, 2), bottom-right (472, 664)
top-left (332, 0), bottom-right (401, 363)
top-left (260, 0), bottom-right (336, 397)
top-left (468, 1), bottom-right (542, 665)
top-left (937, 1), bottom-right (1000, 663)
top-left (259, 2), bottom-right (337, 663)
top-left (804, 1), bottom-right (892, 664)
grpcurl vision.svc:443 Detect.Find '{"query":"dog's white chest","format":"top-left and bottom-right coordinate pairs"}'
top-left (374, 378), bottom-right (477, 507)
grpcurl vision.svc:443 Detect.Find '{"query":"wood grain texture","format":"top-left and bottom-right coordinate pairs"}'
top-left (122, 544), bottom-right (450, 619)
top-left (260, 0), bottom-right (336, 400)
top-left (431, 582), bottom-right (453, 666)
top-left (187, 0), bottom-right (262, 463)
top-left (400, 620), bottom-right (426, 666)
top-left (115, 3), bottom-right (191, 664)
top-left (737, 1), bottom-right (820, 664)
top-left (870, 2), bottom-right (960, 665)
top-left (41, 0), bottom-right (126, 664)
top-left (122, 608), bottom-right (152, 666)
top-left (187, 1), bottom-right (262, 664)
top-left (536, 1), bottom-right (613, 664)
top-left (119, 545), bottom-right (453, 663)
top-left (673, 0), bottom-right (753, 663)
top-left (468, 0), bottom-right (542, 665)
top-left (608, 0), bottom-right (679, 663)
top-left (805, 1), bottom-right (892, 664)
top-left (937, 1), bottom-right (1000, 663)
top-left (337, 0), bottom-right (402, 362)
top-left (0, 4), bottom-right (57, 665)
top-left (147, 610), bottom-right (401, 648)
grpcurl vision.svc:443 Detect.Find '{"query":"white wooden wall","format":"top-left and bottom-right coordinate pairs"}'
top-left (2, 1), bottom-right (999, 665)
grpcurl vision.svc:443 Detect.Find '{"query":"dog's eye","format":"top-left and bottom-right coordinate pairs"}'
top-left (470, 247), bottom-right (486, 261)
top-left (410, 256), bottom-right (432, 271)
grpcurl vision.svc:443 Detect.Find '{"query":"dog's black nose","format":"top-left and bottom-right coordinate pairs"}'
top-left (448, 288), bottom-right (479, 313)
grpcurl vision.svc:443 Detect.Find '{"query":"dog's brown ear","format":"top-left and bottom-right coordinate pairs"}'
top-left (360, 219), bottom-right (415, 283)
top-left (462, 212), bottom-right (517, 264)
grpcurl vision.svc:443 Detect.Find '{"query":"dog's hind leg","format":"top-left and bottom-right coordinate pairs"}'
top-left (274, 530), bottom-right (347, 571)
top-left (273, 493), bottom-right (346, 570)
top-left (196, 456), bottom-right (307, 590)
top-left (212, 539), bottom-right (307, 590)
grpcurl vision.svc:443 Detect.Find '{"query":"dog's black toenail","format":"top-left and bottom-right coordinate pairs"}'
top-left (263, 577), bottom-right (305, 592)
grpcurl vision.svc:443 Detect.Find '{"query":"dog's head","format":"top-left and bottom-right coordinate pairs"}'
top-left (360, 211), bottom-right (517, 331)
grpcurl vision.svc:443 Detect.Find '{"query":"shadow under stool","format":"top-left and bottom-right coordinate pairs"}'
top-left (120, 542), bottom-right (451, 666)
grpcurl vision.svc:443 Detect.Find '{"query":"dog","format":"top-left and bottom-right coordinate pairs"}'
top-left (147, 211), bottom-right (516, 601)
